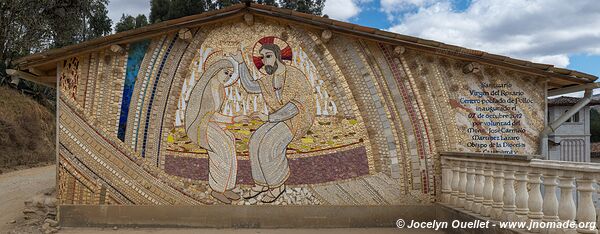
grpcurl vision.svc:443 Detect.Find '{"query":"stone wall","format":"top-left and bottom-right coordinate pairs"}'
top-left (57, 18), bottom-right (546, 208)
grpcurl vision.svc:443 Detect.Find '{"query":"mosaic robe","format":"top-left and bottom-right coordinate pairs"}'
top-left (185, 59), bottom-right (238, 193)
top-left (240, 63), bottom-right (316, 187)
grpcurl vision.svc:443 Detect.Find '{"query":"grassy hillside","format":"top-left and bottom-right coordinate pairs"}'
top-left (0, 86), bottom-right (55, 171)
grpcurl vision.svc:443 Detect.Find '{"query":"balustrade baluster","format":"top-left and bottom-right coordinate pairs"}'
top-left (491, 166), bottom-right (505, 220)
top-left (503, 167), bottom-right (517, 221)
top-left (528, 173), bottom-right (544, 233)
top-left (482, 165), bottom-right (494, 217)
top-left (466, 163), bottom-right (476, 211)
top-left (473, 163), bottom-right (485, 214)
top-left (458, 162), bottom-right (468, 208)
top-left (514, 169), bottom-right (529, 223)
top-left (542, 174), bottom-right (559, 224)
top-left (558, 174), bottom-right (576, 234)
top-left (576, 178), bottom-right (597, 234)
top-left (441, 159), bottom-right (452, 204)
top-left (451, 163), bottom-right (460, 207)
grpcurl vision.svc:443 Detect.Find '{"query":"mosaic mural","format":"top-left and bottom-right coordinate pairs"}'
top-left (57, 19), bottom-right (546, 206)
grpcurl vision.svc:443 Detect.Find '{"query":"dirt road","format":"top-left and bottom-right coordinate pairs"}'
top-left (0, 165), bottom-right (55, 230)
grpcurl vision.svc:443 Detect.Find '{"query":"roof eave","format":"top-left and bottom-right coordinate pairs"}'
top-left (12, 3), bottom-right (597, 88)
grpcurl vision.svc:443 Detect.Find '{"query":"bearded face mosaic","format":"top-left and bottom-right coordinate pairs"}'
top-left (57, 18), bottom-right (545, 206)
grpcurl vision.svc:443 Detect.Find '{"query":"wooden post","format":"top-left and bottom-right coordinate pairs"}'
top-left (28, 67), bottom-right (47, 76)
top-left (6, 69), bottom-right (55, 87)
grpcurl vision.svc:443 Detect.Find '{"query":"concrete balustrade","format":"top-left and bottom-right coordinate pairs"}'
top-left (441, 152), bottom-right (599, 234)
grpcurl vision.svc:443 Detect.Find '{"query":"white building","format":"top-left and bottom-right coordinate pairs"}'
top-left (547, 96), bottom-right (600, 162)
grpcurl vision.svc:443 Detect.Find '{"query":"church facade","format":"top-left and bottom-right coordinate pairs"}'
top-left (9, 3), bottom-right (596, 227)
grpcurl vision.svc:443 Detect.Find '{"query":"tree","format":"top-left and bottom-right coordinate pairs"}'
top-left (168, 0), bottom-right (208, 20)
top-left (88, 1), bottom-right (113, 39)
top-left (280, 0), bottom-right (325, 15)
top-left (41, 0), bottom-right (112, 47)
top-left (0, 0), bottom-right (111, 66)
top-left (150, 0), bottom-right (170, 23)
top-left (0, 0), bottom-right (50, 85)
top-left (45, 0), bottom-right (87, 47)
top-left (0, 0), bottom-right (112, 109)
top-left (213, 0), bottom-right (241, 9)
top-left (591, 108), bottom-right (600, 142)
top-left (115, 14), bottom-right (137, 33)
top-left (257, 0), bottom-right (277, 6)
top-left (115, 14), bottom-right (150, 33)
top-left (135, 14), bottom-right (149, 28)
top-left (149, 0), bottom-right (324, 25)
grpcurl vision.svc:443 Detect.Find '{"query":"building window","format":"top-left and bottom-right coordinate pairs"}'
top-left (565, 110), bottom-right (580, 123)
top-left (572, 111), bottom-right (580, 122)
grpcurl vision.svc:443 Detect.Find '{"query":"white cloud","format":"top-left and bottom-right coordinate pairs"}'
top-left (387, 0), bottom-right (600, 68)
top-left (323, 0), bottom-right (362, 21)
top-left (531, 55), bottom-right (570, 68)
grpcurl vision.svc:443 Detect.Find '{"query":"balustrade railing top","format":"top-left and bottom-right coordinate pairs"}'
top-left (440, 151), bottom-right (540, 161)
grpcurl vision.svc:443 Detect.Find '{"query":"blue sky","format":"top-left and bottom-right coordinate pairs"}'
top-left (107, 0), bottom-right (599, 79)
top-left (322, 0), bottom-right (600, 80)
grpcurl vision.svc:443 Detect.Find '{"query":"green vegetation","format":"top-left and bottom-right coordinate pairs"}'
top-left (591, 108), bottom-right (600, 142)
top-left (115, 14), bottom-right (149, 33)
top-left (149, 0), bottom-right (325, 24)
top-left (0, 0), bottom-right (113, 103)
top-left (0, 86), bottom-right (55, 171)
